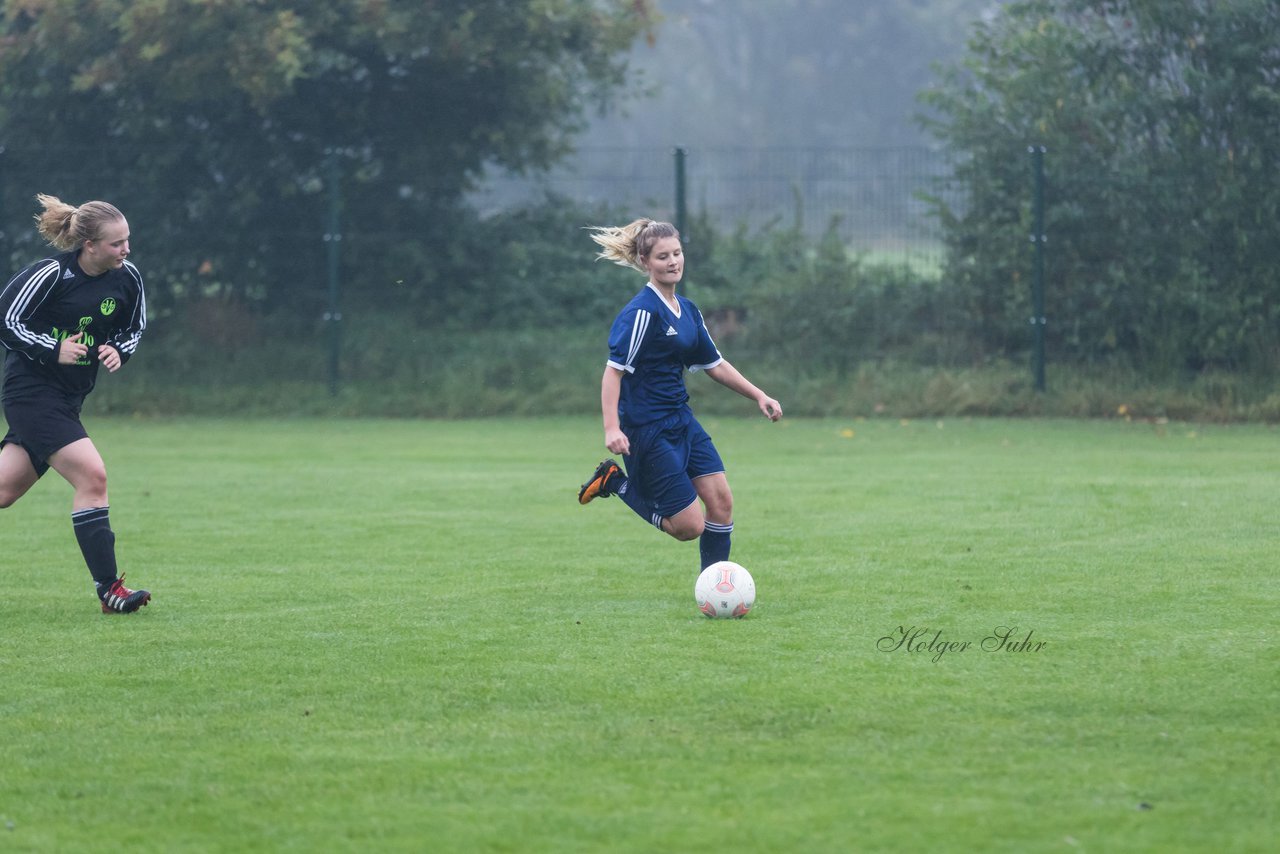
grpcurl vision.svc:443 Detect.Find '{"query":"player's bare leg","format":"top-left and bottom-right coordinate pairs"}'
top-left (48, 437), bottom-right (109, 509)
top-left (694, 473), bottom-right (734, 569)
top-left (0, 442), bottom-right (40, 508)
top-left (48, 438), bottom-right (150, 613)
top-left (662, 500), bottom-right (705, 541)
top-left (694, 473), bottom-right (733, 526)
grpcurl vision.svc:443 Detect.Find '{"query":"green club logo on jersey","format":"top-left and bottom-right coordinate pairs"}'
top-left (100, 298), bottom-right (117, 316)
top-left (52, 318), bottom-right (97, 366)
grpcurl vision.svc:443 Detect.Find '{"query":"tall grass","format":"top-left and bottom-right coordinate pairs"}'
top-left (92, 322), bottom-right (1280, 422)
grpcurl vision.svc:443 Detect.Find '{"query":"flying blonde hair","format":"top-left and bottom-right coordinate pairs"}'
top-left (587, 218), bottom-right (680, 273)
top-left (33, 194), bottom-right (125, 251)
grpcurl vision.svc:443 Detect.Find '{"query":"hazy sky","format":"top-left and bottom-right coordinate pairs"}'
top-left (578, 0), bottom-right (1000, 150)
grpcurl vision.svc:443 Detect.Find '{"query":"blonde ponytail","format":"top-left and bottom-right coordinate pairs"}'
top-left (588, 218), bottom-right (679, 273)
top-left (34, 194), bottom-right (125, 251)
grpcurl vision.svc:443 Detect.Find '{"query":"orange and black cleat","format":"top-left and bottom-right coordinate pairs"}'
top-left (578, 459), bottom-right (621, 505)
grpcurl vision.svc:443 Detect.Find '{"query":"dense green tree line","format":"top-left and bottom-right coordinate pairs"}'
top-left (0, 0), bottom-right (653, 316)
top-left (921, 0), bottom-right (1280, 372)
top-left (3, 0), bottom-right (1278, 380)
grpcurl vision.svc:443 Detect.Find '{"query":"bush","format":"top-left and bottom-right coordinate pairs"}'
top-left (86, 196), bottom-right (1280, 422)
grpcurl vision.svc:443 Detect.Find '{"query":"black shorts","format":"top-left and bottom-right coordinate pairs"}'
top-left (1, 392), bottom-right (88, 477)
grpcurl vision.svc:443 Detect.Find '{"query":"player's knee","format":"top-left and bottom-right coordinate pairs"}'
top-left (0, 477), bottom-right (34, 508)
top-left (711, 493), bottom-right (733, 519)
top-left (79, 466), bottom-right (109, 501)
top-left (668, 517), bottom-right (705, 541)
top-left (698, 479), bottom-right (733, 519)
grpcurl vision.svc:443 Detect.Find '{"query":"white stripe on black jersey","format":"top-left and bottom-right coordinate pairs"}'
top-left (0, 250), bottom-right (147, 402)
top-left (2, 259), bottom-right (62, 352)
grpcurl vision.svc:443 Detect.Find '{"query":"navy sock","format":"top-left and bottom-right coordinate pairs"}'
top-left (700, 521), bottom-right (733, 569)
top-left (615, 477), bottom-right (665, 530)
top-left (72, 506), bottom-right (119, 589)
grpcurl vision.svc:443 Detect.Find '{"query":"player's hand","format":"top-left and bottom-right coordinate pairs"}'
top-left (98, 344), bottom-right (122, 373)
top-left (759, 396), bottom-right (783, 422)
top-left (605, 427), bottom-right (630, 456)
top-left (57, 332), bottom-right (88, 365)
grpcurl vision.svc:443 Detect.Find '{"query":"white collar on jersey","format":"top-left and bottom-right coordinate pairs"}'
top-left (646, 282), bottom-right (681, 317)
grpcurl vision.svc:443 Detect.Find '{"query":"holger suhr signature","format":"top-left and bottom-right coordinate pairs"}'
top-left (877, 625), bottom-right (1047, 663)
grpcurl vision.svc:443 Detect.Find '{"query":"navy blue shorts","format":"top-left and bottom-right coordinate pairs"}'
top-left (622, 408), bottom-right (725, 519)
top-left (2, 392), bottom-right (88, 477)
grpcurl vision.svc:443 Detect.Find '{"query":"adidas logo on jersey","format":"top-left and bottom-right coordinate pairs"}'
top-left (665, 326), bottom-right (678, 336)
top-left (63, 268), bottom-right (75, 279)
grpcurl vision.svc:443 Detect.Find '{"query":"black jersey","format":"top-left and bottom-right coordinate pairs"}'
top-left (0, 250), bottom-right (146, 403)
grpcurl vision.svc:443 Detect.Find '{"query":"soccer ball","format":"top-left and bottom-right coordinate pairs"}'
top-left (695, 561), bottom-right (756, 619)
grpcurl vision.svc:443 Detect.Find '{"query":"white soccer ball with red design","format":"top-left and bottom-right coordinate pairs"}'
top-left (695, 561), bottom-right (756, 619)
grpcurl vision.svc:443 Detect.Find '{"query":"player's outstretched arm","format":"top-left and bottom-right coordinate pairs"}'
top-left (705, 360), bottom-right (782, 421)
top-left (600, 367), bottom-right (631, 454)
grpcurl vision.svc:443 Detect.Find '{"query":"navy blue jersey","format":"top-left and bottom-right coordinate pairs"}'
top-left (0, 250), bottom-right (146, 403)
top-left (607, 283), bottom-right (722, 428)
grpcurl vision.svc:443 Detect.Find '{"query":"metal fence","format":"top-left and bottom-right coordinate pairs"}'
top-left (1, 143), bottom-right (957, 273)
top-left (468, 146), bottom-right (958, 272)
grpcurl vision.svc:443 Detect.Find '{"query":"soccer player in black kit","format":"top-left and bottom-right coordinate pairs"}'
top-left (0, 194), bottom-right (151, 613)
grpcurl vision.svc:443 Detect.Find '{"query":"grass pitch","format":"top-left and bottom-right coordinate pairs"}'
top-left (1, 416), bottom-right (1275, 852)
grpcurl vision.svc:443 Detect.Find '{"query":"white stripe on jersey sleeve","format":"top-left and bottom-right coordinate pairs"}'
top-left (112, 261), bottom-right (147, 355)
top-left (2, 260), bottom-right (62, 351)
top-left (620, 309), bottom-right (650, 374)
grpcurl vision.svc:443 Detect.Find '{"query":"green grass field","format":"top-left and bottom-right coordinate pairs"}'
top-left (1, 416), bottom-right (1275, 852)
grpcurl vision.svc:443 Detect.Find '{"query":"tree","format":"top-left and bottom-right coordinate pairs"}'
top-left (0, 0), bottom-right (655, 313)
top-left (920, 0), bottom-right (1280, 372)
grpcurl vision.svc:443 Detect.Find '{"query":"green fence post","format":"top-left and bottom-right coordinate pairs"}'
top-left (674, 146), bottom-right (688, 241)
top-left (1030, 145), bottom-right (1047, 392)
top-left (0, 144), bottom-right (6, 267)
top-left (324, 150), bottom-right (343, 397)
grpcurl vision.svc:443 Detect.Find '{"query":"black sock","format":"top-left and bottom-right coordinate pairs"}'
top-left (700, 521), bottom-right (733, 569)
top-left (72, 506), bottom-right (119, 590)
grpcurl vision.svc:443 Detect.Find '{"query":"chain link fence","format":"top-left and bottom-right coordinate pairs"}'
top-left (469, 146), bottom-right (958, 273)
top-left (1, 143), bottom-right (957, 274)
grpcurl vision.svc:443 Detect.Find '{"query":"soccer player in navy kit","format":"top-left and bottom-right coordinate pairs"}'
top-left (577, 218), bottom-right (782, 572)
top-left (0, 194), bottom-right (151, 613)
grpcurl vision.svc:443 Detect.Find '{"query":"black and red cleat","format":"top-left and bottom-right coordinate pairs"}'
top-left (99, 574), bottom-right (151, 614)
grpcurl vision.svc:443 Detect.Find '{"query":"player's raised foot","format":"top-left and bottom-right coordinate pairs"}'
top-left (99, 574), bottom-right (151, 614)
top-left (578, 459), bottom-right (621, 505)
